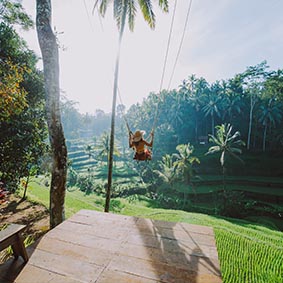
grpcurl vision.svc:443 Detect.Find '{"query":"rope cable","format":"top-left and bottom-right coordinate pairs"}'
top-left (83, 0), bottom-right (129, 133)
top-left (84, 0), bottom-right (193, 142)
top-left (167, 0), bottom-right (193, 89)
top-left (158, 0), bottom-right (178, 93)
top-left (152, 0), bottom-right (193, 133)
top-left (83, 0), bottom-right (104, 32)
top-left (83, 0), bottom-right (95, 32)
top-left (117, 86), bottom-right (131, 133)
top-left (152, 0), bottom-right (178, 133)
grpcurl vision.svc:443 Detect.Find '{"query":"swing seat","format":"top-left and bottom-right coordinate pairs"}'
top-left (134, 149), bottom-right (152, 161)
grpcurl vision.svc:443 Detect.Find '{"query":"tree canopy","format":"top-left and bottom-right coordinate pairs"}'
top-left (0, 0), bottom-right (47, 189)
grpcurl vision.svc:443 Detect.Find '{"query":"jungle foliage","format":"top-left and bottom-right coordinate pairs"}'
top-left (0, 0), bottom-right (48, 190)
top-left (61, 62), bottom-right (283, 156)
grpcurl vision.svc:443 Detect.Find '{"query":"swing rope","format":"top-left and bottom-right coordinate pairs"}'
top-left (151, 0), bottom-right (178, 135)
top-left (152, 0), bottom-right (193, 134)
top-left (117, 86), bottom-right (132, 134)
top-left (114, 0), bottom-right (178, 140)
top-left (167, 0), bottom-right (193, 90)
top-left (158, 0), bottom-right (178, 94)
top-left (112, 0), bottom-right (194, 146)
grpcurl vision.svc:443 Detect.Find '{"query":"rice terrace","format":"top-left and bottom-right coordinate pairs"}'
top-left (1, 0), bottom-right (283, 282)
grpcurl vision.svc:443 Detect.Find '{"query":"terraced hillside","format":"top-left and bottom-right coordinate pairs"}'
top-left (67, 139), bottom-right (100, 172)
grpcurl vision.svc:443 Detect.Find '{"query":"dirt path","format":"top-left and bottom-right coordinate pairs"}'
top-left (0, 194), bottom-right (49, 263)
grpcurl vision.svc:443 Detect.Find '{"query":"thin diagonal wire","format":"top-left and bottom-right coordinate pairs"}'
top-left (167, 0), bottom-right (193, 89)
top-left (152, 0), bottom-right (178, 132)
top-left (153, 0), bottom-right (193, 132)
top-left (117, 86), bottom-right (131, 133)
top-left (159, 0), bottom-right (178, 93)
top-left (83, 0), bottom-right (104, 34)
top-left (83, 0), bottom-right (95, 32)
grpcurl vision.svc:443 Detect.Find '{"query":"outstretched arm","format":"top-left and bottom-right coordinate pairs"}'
top-left (129, 131), bottom-right (134, 148)
top-left (144, 131), bottom-right (154, 147)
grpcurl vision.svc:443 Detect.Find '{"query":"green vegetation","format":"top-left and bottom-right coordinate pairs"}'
top-left (21, 182), bottom-right (283, 283)
top-left (63, 138), bottom-right (282, 230)
top-left (0, 3), bottom-right (47, 190)
top-left (1, 1), bottom-right (282, 282)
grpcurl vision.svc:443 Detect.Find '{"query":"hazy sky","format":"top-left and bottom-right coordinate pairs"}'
top-left (20, 0), bottom-right (283, 114)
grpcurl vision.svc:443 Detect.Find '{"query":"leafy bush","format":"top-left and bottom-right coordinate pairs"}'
top-left (109, 199), bottom-right (125, 212)
top-left (67, 167), bottom-right (78, 187)
top-left (76, 175), bottom-right (95, 195)
top-left (218, 191), bottom-right (256, 218)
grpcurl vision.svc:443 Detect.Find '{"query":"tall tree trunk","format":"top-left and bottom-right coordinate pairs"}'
top-left (222, 165), bottom-right (226, 191)
top-left (229, 110), bottom-right (233, 125)
top-left (247, 95), bottom-right (255, 150)
top-left (36, 0), bottom-right (67, 228)
top-left (211, 112), bottom-right (215, 136)
top-left (222, 165), bottom-right (227, 211)
top-left (105, 7), bottom-right (127, 213)
top-left (194, 111), bottom-right (198, 143)
top-left (253, 118), bottom-right (260, 149)
top-left (22, 173), bottom-right (30, 200)
top-left (263, 123), bottom-right (267, 152)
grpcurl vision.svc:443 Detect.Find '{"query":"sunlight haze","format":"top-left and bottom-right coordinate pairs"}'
top-left (21, 0), bottom-right (283, 114)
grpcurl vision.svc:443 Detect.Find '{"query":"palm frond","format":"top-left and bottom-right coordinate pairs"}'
top-left (98, 0), bottom-right (109, 17)
top-left (232, 139), bottom-right (245, 146)
top-left (127, 0), bottom-right (137, 31)
top-left (208, 135), bottom-right (221, 146)
top-left (154, 166), bottom-right (175, 183)
top-left (158, 0), bottom-right (169, 12)
top-left (189, 156), bottom-right (200, 164)
top-left (92, 0), bottom-right (100, 14)
top-left (161, 154), bottom-right (174, 168)
top-left (226, 124), bottom-right (232, 137)
top-left (113, 0), bottom-right (123, 17)
top-left (113, 0), bottom-right (124, 30)
top-left (228, 130), bottom-right (241, 142)
top-left (229, 147), bottom-right (242, 154)
top-left (172, 153), bottom-right (180, 160)
top-left (205, 145), bottom-right (220, 155)
top-left (228, 151), bottom-right (245, 164)
top-left (138, 0), bottom-right (155, 29)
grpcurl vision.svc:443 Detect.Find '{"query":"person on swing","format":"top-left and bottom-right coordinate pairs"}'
top-left (129, 130), bottom-right (154, 161)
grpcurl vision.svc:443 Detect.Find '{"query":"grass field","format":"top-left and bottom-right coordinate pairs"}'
top-left (21, 181), bottom-right (283, 283)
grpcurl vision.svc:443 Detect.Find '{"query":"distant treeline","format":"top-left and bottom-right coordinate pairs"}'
top-left (61, 61), bottom-right (283, 156)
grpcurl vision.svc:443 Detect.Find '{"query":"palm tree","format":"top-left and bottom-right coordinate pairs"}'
top-left (154, 154), bottom-right (176, 188)
top-left (96, 132), bottom-right (120, 164)
top-left (178, 79), bottom-right (190, 97)
top-left (206, 124), bottom-right (245, 190)
top-left (173, 143), bottom-right (199, 208)
top-left (242, 61), bottom-right (269, 150)
top-left (222, 75), bottom-right (244, 124)
top-left (180, 76), bottom-right (208, 142)
top-left (202, 87), bottom-right (221, 136)
top-left (191, 77), bottom-right (208, 141)
top-left (173, 143), bottom-right (199, 185)
top-left (167, 91), bottom-right (185, 134)
top-left (264, 69), bottom-right (283, 102)
top-left (222, 95), bottom-right (241, 123)
top-left (85, 144), bottom-right (93, 159)
top-left (85, 144), bottom-right (95, 174)
top-left (94, 0), bottom-right (169, 212)
top-left (153, 154), bottom-right (176, 205)
top-left (36, 0), bottom-right (68, 228)
top-left (257, 98), bottom-right (282, 152)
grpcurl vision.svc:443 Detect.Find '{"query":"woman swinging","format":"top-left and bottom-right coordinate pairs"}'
top-left (129, 130), bottom-right (154, 161)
